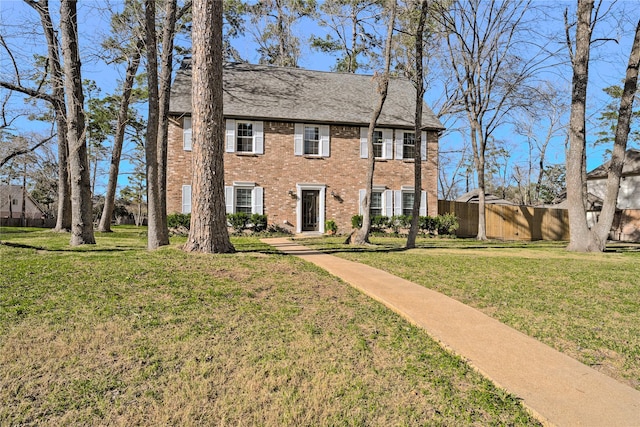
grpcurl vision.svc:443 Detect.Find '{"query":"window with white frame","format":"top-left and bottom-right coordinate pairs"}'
top-left (403, 132), bottom-right (415, 159)
top-left (224, 183), bottom-right (263, 215)
top-left (183, 117), bottom-right (192, 151)
top-left (395, 130), bottom-right (427, 161)
top-left (371, 191), bottom-right (383, 216)
top-left (359, 187), bottom-right (392, 216)
top-left (294, 123), bottom-right (330, 156)
top-left (226, 119), bottom-right (264, 154)
top-left (360, 128), bottom-right (393, 159)
top-left (394, 188), bottom-right (427, 217)
top-left (402, 191), bottom-right (414, 216)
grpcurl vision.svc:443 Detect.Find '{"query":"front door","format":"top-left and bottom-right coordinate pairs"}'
top-left (302, 190), bottom-right (320, 231)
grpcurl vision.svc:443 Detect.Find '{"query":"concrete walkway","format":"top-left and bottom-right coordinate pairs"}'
top-left (262, 237), bottom-right (640, 427)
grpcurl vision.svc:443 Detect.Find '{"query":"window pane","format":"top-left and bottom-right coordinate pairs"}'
top-left (402, 192), bottom-right (414, 216)
top-left (403, 132), bottom-right (415, 159)
top-left (235, 188), bottom-right (252, 214)
top-left (373, 130), bottom-right (383, 158)
top-left (304, 126), bottom-right (319, 155)
top-left (237, 123), bottom-right (253, 152)
top-left (370, 191), bottom-right (382, 216)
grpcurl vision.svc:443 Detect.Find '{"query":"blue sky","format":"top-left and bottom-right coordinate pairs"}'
top-left (1, 0), bottom-right (638, 198)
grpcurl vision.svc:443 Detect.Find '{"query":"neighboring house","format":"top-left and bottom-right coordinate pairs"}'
top-left (455, 189), bottom-right (515, 205)
top-left (585, 149), bottom-right (640, 241)
top-left (0, 185), bottom-right (46, 219)
top-left (587, 149), bottom-right (640, 209)
top-left (167, 61), bottom-right (444, 233)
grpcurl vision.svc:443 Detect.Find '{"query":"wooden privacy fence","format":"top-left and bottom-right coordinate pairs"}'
top-left (438, 200), bottom-right (570, 241)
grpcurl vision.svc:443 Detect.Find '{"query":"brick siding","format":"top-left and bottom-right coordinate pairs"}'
top-left (167, 116), bottom-right (439, 234)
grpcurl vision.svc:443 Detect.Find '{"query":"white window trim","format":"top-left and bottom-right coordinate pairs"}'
top-left (224, 182), bottom-right (263, 214)
top-left (225, 119), bottom-right (264, 154)
top-left (359, 187), bottom-right (392, 216)
top-left (294, 123), bottom-right (330, 157)
top-left (295, 183), bottom-right (326, 234)
top-left (395, 130), bottom-right (427, 161)
top-left (183, 117), bottom-right (192, 151)
top-left (360, 127), bottom-right (393, 159)
top-left (394, 188), bottom-right (427, 216)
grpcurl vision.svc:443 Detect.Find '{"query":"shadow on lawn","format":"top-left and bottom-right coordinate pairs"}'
top-left (0, 240), bottom-right (139, 253)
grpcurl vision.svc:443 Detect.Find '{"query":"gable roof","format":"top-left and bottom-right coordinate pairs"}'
top-left (169, 61), bottom-right (444, 131)
top-left (587, 149), bottom-right (640, 179)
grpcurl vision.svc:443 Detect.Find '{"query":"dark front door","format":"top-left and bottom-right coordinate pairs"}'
top-left (302, 190), bottom-right (319, 231)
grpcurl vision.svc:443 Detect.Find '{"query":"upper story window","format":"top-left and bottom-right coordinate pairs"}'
top-left (294, 123), bottom-right (330, 157)
top-left (360, 128), bottom-right (393, 160)
top-left (395, 130), bottom-right (427, 161)
top-left (403, 132), bottom-right (415, 159)
top-left (372, 130), bottom-right (384, 159)
top-left (236, 122), bottom-right (254, 152)
top-left (226, 119), bottom-right (264, 154)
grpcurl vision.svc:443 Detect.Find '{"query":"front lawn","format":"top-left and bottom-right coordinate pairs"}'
top-left (298, 235), bottom-right (640, 390)
top-left (0, 227), bottom-right (538, 426)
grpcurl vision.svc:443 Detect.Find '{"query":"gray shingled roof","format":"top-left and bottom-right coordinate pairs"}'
top-left (587, 149), bottom-right (640, 178)
top-left (169, 61), bottom-right (444, 130)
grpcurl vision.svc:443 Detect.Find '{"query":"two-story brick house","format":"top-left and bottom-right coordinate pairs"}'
top-left (167, 61), bottom-right (444, 234)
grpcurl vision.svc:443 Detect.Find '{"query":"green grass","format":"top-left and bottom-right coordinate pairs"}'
top-left (298, 235), bottom-right (640, 390)
top-left (0, 227), bottom-right (538, 426)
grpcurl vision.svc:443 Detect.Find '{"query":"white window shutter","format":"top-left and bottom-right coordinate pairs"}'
top-left (181, 185), bottom-right (191, 213)
top-left (420, 191), bottom-right (427, 216)
top-left (252, 187), bottom-right (263, 215)
top-left (225, 119), bottom-right (236, 153)
top-left (394, 190), bottom-right (402, 216)
top-left (359, 189), bottom-right (366, 214)
top-left (294, 123), bottom-right (304, 156)
top-left (320, 125), bottom-right (330, 157)
top-left (421, 131), bottom-right (427, 161)
top-left (360, 128), bottom-right (368, 159)
top-left (395, 131), bottom-right (403, 159)
top-left (384, 190), bottom-right (393, 216)
top-left (224, 186), bottom-right (234, 214)
top-left (383, 129), bottom-right (393, 159)
top-left (253, 121), bottom-right (264, 154)
top-left (183, 117), bottom-right (192, 151)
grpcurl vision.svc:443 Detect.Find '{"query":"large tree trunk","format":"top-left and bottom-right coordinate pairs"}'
top-left (184, 0), bottom-right (235, 253)
top-left (566, 0), bottom-right (594, 251)
top-left (155, 0), bottom-right (178, 245)
top-left (25, 0), bottom-right (71, 231)
top-left (351, 0), bottom-right (396, 245)
top-left (60, 0), bottom-right (95, 245)
top-left (591, 19), bottom-right (640, 244)
top-left (470, 122), bottom-right (487, 240)
top-left (406, 0), bottom-right (428, 249)
top-left (144, 0), bottom-right (166, 250)
top-left (98, 48), bottom-right (142, 232)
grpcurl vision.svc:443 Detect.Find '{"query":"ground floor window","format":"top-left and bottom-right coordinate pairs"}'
top-left (402, 192), bottom-right (414, 216)
top-left (225, 184), bottom-right (263, 215)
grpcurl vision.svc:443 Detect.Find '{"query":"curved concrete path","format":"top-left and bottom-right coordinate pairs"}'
top-left (262, 238), bottom-right (640, 427)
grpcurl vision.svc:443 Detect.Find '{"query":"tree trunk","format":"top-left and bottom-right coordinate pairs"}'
top-left (60, 0), bottom-right (95, 245)
top-left (98, 48), bottom-right (142, 232)
top-left (351, 0), bottom-right (396, 245)
top-left (566, 0), bottom-right (600, 251)
top-left (144, 0), bottom-right (165, 250)
top-left (25, 0), bottom-right (71, 232)
top-left (591, 19), bottom-right (640, 244)
top-left (470, 121), bottom-right (487, 240)
top-left (406, 0), bottom-right (428, 249)
top-left (155, 0), bottom-right (178, 245)
top-left (184, 0), bottom-right (235, 253)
